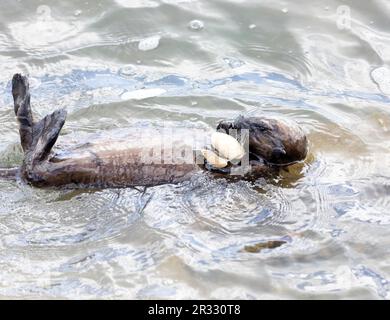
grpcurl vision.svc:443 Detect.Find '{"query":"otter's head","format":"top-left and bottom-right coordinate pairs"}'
top-left (217, 116), bottom-right (308, 165)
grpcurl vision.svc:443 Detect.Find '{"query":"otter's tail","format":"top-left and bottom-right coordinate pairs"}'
top-left (12, 74), bottom-right (67, 164)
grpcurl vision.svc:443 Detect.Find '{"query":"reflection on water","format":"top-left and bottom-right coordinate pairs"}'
top-left (0, 0), bottom-right (390, 299)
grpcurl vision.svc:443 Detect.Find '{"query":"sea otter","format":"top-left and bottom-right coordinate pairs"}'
top-left (0, 74), bottom-right (308, 188)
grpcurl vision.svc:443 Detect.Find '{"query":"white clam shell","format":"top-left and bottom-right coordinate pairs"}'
top-left (201, 149), bottom-right (228, 168)
top-left (211, 132), bottom-right (245, 161)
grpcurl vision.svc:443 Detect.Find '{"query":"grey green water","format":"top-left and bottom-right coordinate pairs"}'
top-left (0, 0), bottom-right (390, 299)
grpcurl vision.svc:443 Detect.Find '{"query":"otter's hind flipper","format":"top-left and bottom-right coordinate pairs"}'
top-left (12, 74), bottom-right (67, 164)
top-left (12, 74), bottom-right (34, 152)
top-left (31, 108), bottom-right (67, 162)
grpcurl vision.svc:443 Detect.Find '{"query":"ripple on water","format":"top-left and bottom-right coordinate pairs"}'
top-left (180, 177), bottom-right (278, 233)
top-left (1, 188), bottom-right (145, 248)
top-left (9, 5), bottom-right (99, 57)
top-left (11, 8), bottom-right (78, 46)
top-left (1, 0), bottom-right (390, 299)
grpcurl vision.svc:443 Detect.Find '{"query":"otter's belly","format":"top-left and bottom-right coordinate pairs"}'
top-left (30, 127), bottom-right (208, 188)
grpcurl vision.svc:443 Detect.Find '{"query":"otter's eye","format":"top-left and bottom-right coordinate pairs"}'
top-left (271, 147), bottom-right (286, 160)
top-left (253, 121), bottom-right (272, 132)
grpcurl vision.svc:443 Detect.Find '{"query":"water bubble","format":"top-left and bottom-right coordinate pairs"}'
top-left (188, 20), bottom-right (204, 31)
top-left (248, 24), bottom-right (256, 29)
top-left (337, 5), bottom-right (351, 30)
top-left (37, 5), bottom-right (52, 19)
top-left (282, 8), bottom-right (289, 14)
top-left (115, 0), bottom-right (159, 8)
top-left (119, 66), bottom-right (135, 77)
top-left (223, 57), bottom-right (245, 69)
top-left (138, 35), bottom-right (161, 51)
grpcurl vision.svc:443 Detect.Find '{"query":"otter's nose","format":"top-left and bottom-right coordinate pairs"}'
top-left (270, 147), bottom-right (287, 164)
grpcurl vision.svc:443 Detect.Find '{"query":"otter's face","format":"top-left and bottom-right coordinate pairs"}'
top-left (217, 116), bottom-right (308, 165)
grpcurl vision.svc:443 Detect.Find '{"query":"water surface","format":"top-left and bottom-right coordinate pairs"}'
top-left (0, 0), bottom-right (390, 299)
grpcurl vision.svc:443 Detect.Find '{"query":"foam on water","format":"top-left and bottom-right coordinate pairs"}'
top-left (138, 36), bottom-right (161, 51)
